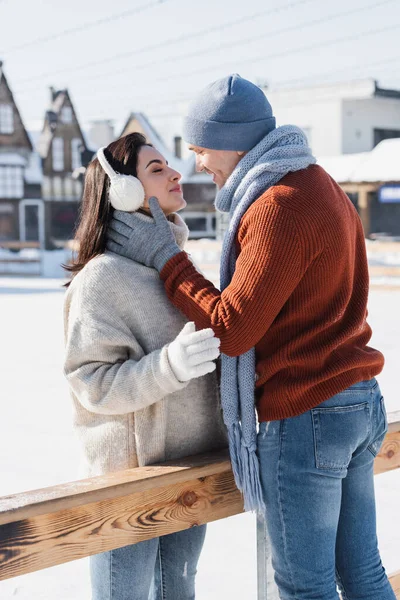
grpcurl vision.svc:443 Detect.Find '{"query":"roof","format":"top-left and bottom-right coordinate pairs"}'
top-left (351, 138), bottom-right (400, 182)
top-left (37, 89), bottom-right (88, 159)
top-left (0, 62), bottom-right (33, 152)
top-left (318, 138), bottom-right (400, 184)
top-left (317, 153), bottom-right (368, 183)
top-left (375, 84), bottom-right (400, 99)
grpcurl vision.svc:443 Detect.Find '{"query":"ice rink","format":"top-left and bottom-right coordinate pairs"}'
top-left (0, 272), bottom-right (399, 599)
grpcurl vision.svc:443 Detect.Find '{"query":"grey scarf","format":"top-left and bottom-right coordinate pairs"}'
top-left (215, 125), bottom-right (316, 512)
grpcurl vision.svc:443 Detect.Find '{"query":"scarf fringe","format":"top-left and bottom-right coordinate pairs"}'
top-left (227, 423), bottom-right (266, 514)
top-left (240, 442), bottom-right (266, 513)
top-left (227, 423), bottom-right (243, 490)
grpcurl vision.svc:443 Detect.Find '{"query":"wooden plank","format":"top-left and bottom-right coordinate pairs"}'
top-left (0, 452), bottom-right (243, 581)
top-left (0, 259), bottom-right (40, 264)
top-left (374, 418), bottom-right (400, 475)
top-left (389, 570), bottom-right (400, 599)
top-left (0, 241), bottom-right (40, 249)
top-left (0, 451), bottom-right (234, 525)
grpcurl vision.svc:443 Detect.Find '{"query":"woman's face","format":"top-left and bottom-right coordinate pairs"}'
top-left (136, 145), bottom-right (186, 216)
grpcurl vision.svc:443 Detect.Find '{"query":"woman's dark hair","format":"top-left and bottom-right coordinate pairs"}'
top-left (64, 132), bottom-right (150, 285)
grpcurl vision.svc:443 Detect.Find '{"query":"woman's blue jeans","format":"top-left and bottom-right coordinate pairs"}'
top-left (257, 378), bottom-right (396, 599)
top-left (90, 525), bottom-right (206, 600)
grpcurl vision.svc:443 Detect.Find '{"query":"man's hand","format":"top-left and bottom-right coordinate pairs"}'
top-left (106, 197), bottom-right (182, 271)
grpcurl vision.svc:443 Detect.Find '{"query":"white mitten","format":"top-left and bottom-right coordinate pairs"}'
top-left (167, 322), bottom-right (220, 382)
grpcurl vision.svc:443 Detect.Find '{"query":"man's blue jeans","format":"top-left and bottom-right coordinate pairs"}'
top-left (90, 525), bottom-right (206, 600)
top-left (257, 378), bottom-right (396, 599)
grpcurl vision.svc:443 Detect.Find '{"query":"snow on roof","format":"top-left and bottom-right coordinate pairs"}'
top-left (318, 139), bottom-right (400, 184)
top-left (0, 153), bottom-right (26, 166)
top-left (317, 153), bottom-right (368, 183)
top-left (350, 138), bottom-right (400, 182)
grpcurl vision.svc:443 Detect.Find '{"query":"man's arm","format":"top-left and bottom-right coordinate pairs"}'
top-left (161, 202), bottom-right (307, 357)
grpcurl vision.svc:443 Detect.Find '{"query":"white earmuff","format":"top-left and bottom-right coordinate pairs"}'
top-left (96, 147), bottom-right (145, 212)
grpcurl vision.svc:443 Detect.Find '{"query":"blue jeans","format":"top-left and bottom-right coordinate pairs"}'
top-left (257, 378), bottom-right (396, 600)
top-left (90, 525), bottom-right (206, 600)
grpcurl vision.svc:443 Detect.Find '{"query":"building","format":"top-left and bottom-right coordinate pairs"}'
top-left (262, 79), bottom-right (400, 157)
top-left (0, 61), bottom-right (43, 246)
top-left (120, 113), bottom-right (217, 238)
top-left (37, 87), bottom-right (92, 249)
top-left (318, 138), bottom-right (400, 237)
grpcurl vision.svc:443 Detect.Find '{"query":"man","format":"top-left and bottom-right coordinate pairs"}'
top-left (107, 74), bottom-right (395, 600)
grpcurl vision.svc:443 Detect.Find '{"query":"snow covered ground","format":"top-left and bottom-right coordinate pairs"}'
top-left (0, 258), bottom-right (399, 599)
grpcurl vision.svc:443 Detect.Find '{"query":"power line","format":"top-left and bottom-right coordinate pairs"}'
top-left (267, 56), bottom-right (400, 90)
top-left (16, 16), bottom-right (400, 101)
top-left (2, 0), bottom-right (170, 54)
top-left (149, 21), bottom-right (400, 88)
top-left (62, 55), bottom-right (400, 125)
top-left (41, 0), bottom-right (397, 89)
top-left (86, 54), bottom-right (400, 118)
top-left (12, 0), bottom-right (317, 85)
top-left (20, 58), bottom-right (400, 127)
top-left (145, 59), bottom-right (400, 119)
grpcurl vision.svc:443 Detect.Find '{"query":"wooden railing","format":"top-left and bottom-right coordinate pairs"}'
top-left (0, 414), bottom-right (399, 598)
top-left (0, 241), bottom-right (41, 274)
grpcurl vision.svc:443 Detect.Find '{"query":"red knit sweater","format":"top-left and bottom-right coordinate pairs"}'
top-left (160, 165), bottom-right (384, 421)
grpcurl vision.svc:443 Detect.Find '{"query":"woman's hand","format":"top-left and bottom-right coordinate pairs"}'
top-left (167, 322), bottom-right (220, 382)
top-left (106, 197), bottom-right (182, 271)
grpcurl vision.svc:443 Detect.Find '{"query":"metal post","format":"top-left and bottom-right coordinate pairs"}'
top-left (257, 514), bottom-right (279, 600)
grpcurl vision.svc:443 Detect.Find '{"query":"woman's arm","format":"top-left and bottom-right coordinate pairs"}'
top-left (64, 318), bottom-right (188, 416)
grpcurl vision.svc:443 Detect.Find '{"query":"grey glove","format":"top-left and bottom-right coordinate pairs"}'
top-left (106, 197), bottom-right (182, 271)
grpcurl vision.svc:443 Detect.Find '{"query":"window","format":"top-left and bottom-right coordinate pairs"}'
top-left (42, 176), bottom-right (52, 198)
top-left (52, 176), bottom-right (63, 198)
top-left (0, 166), bottom-right (24, 198)
top-left (181, 212), bottom-right (216, 239)
top-left (0, 104), bottom-right (14, 134)
top-left (71, 138), bottom-right (82, 170)
top-left (74, 179), bottom-right (83, 198)
top-left (185, 216), bottom-right (207, 231)
top-left (52, 137), bottom-right (64, 171)
top-left (63, 177), bottom-right (74, 198)
top-left (61, 106), bottom-right (73, 124)
top-left (373, 128), bottom-right (400, 147)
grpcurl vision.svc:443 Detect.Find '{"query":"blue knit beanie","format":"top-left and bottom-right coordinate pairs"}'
top-left (183, 74), bottom-right (276, 152)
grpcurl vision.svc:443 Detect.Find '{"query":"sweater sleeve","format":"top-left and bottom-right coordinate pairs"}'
top-left (160, 202), bottom-right (307, 357)
top-left (64, 275), bottom-right (188, 416)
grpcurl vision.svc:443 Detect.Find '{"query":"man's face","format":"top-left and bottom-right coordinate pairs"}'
top-left (188, 145), bottom-right (245, 189)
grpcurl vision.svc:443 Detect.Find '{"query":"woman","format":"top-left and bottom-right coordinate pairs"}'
top-left (63, 132), bottom-right (227, 600)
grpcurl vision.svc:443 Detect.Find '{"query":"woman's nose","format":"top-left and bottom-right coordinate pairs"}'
top-left (169, 168), bottom-right (181, 181)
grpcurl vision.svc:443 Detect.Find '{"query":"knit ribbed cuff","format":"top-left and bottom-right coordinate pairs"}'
top-left (152, 346), bottom-right (189, 394)
top-left (183, 115), bottom-right (276, 151)
top-left (153, 245), bottom-right (185, 273)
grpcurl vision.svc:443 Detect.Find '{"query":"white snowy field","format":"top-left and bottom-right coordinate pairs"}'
top-left (0, 272), bottom-right (399, 599)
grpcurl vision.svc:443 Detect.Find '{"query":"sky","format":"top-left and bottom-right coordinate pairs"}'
top-left (1, 0), bottom-right (400, 147)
